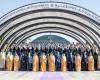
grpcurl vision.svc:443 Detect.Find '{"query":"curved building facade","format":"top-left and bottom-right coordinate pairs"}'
top-left (32, 35), bottom-right (70, 48)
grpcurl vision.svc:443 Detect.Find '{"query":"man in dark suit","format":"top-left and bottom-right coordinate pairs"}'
top-left (55, 52), bottom-right (61, 71)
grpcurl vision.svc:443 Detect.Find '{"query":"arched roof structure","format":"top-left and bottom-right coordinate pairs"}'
top-left (0, 1), bottom-right (100, 52)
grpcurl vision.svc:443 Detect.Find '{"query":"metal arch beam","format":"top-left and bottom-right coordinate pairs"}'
top-left (0, 11), bottom-right (100, 50)
top-left (0, 15), bottom-right (99, 51)
top-left (0, 15), bottom-right (97, 48)
top-left (15, 29), bottom-right (86, 47)
top-left (7, 28), bottom-right (88, 51)
top-left (0, 1), bottom-right (100, 28)
top-left (2, 22), bottom-right (93, 47)
top-left (1, 11), bottom-right (99, 41)
top-left (1, 18), bottom-right (99, 50)
top-left (1, 17), bottom-right (98, 47)
top-left (12, 28), bottom-right (91, 49)
top-left (0, 24), bottom-right (96, 51)
top-left (16, 30), bottom-right (85, 45)
top-left (6, 24), bottom-right (94, 51)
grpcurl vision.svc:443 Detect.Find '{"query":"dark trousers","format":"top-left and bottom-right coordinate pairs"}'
top-left (28, 63), bottom-right (32, 71)
top-left (68, 62), bottom-right (74, 71)
top-left (56, 67), bottom-right (61, 71)
top-left (82, 62), bottom-right (87, 71)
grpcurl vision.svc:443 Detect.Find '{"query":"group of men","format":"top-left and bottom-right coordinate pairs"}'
top-left (0, 47), bottom-right (100, 71)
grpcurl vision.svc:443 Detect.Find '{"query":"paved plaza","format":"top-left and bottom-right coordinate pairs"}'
top-left (0, 71), bottom-right (100, 80)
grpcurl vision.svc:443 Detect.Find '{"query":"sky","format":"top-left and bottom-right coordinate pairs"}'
top-left (0, 0), bottom-right (100, 43)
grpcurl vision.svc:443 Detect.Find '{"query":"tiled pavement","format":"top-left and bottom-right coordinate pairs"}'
top-left (0, 71), bottom-right (100, 80)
